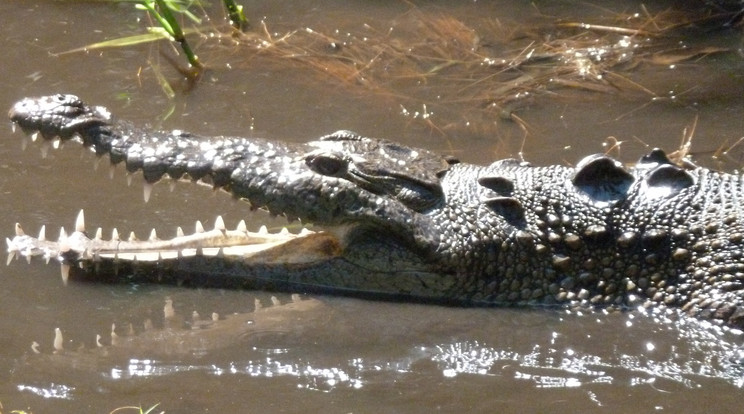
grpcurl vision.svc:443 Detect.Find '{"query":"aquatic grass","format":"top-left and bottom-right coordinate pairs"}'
top-left (138, 0), bottom-right (203, 72)
top-left (109, 403), bottom-right (163, 414)
top-left (223, 0), bottom-right (249, 31)
top-left (56, 1), bottom-right (741, 139)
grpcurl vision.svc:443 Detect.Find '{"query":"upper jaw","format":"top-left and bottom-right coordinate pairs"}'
top-left (9, 94), bottom-right (112, 139)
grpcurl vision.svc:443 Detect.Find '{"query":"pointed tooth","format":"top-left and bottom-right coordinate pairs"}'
top-left (128, 231), bottom-right (138, 242)
top-left (236, 220), bottom-right (247, 232)
top-left (94, 228), bottom-right (102, 241)
top-left (10, 123), bottom-right (16, 133)
top-left (15, 223), bottom-right (25, 237)
top-left (214, 216), bottom-right (226, 233)
top-left (299, 227), bottom-right (313, 236)
top-left (291, 293), bottom-right (301, 302)
top-left (192, 311), bottom-right (200, 321)
top-left (21, 138), bottom-right (28, 151)
top-left (38, 225), bottom-right (46, 241)
top-left (111, 228), bottom-right (120, 241)
top-left (258, 225), bottom-right (268, 234)
top-left (176, 227), bottom-right (184, 238)
top-left (254, 298), bottom-right (262, 311)
top-left (6, 251), bottom-right (15, 266)
top-left (31, 132), bottom-right (39, 142)
top-left (271, 296), bottom-right (281, 306)
top-left (216, 247), bottom-right (224, 258)
top-left (109, 164), bottom-right (116, 179)
top-left (75, 210), bottom-right (85, 233)
top-left (149, 229), bottom-right (158, 241)
top-left (126, 174), bottom-right (133, 187)
top-left (40, 143), bottom-right (49, 159)
top-left (169, 180), bottom-right (176, 192)
top-left (59, 227), bottom-right (68, 242)
top-left (54, 327), bottom-right (64, 352)
top-left (280, 227), bottom-right (290, 235)
top-left (25, 254), bottom-right (31, 264)
top-left (127, 323), bottom-right (135, 336)
top-left (212, 312), bottom-right (219, 321)
top-left (31, 341), bottom-right (40, 354)
top-left (143, 182), bottom-right (153, 203)
top-left (52, 138), bottom-right (61, 149)
top-left (96, 334), bottom-right (103, 348)
top-left (93, 157), bottom-right (101, 171)
top-left (195, 221), bottom-right (205, 233)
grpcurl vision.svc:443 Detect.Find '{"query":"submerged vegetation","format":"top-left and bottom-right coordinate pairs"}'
top-left (64, 1), bottom-right (743, 152)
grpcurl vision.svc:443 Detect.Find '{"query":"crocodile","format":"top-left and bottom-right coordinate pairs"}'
top-left (6, 94), bottom-right (744, 328)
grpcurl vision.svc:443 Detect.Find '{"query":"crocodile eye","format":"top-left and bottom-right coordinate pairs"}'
top-left (305, 154), bottom-right (347, 176)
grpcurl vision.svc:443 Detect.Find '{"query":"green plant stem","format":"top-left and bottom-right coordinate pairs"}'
top-left (222, 0), bottom-right (249, 31)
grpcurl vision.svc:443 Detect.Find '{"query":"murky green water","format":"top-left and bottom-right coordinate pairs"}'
top-left (1, 0), bottom-right (744, 412)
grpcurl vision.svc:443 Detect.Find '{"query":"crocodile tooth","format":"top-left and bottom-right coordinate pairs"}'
top-left (149, 229), bottom-right (158, 241)
top-left (21, 137), bottom-right (28, 151)
top-left (299, 227), bottom-right (313, 236)
top-left (75, 210), bottom-right (85, 233)
top-left (15, 223), bottom-right (24, 237)
top-left (112, 228), bottom-right (120, 241)
top-left (176, 227), bottom-right (184, 237)
top-left (271, 296), bottom-right (281, 306)
top-left (280, 227), bottom-right (290, 235)
top-left (169, 180), bottom-right (176, 192)
top-left (53, 327), bottom-right (64, 352)
top-left (127, 323), bottom-right (135, 336)
top-left (94, 227), bottom-right (102, 241)
top-left (6, 249), bottom-right (15, 266)
top-left (236, 220), bottom-right (247, 232)
top-left (96, 334), bottom-right (103, 348)
top-left (109, 164), bottom-right (116, 180)
top-left (214, 216), bottom-right (226, 233)
top-left (58, 226), bottom-right (67, 242)
top-left (291, 293), bottom-right (301, 302)
top-left (216, 247), bottom-right (224, 258)
top-left (143, 182), bottom-right (154, 203)
top-left (128, 231), bottom-right (138, 242)
top-left (30, 132), bottom-right (38, 142)
top-left (93, 156), bottom-right (101, 171)
top-left (212, 312), bottom-right (219, 321)
top-left (126, 174), bottom-right (133, 187)
top-left (31, 341), bottom-right (40, 354)
top-left (52, 138), bottom-right (61, 149)
top-left (195, 220), bottom-right (205, 234)
top-left (254, 298), bottom-right (262, 311)
top-left (10, 123), bottom-right (15, 134)
top-left (192, 311), bottom-right (200, 321)
top-left (258, 225), bottom-right (268, 234)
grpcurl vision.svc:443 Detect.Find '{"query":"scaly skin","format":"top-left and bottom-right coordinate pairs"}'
top-left (7, 94), bottom-right (744, 328)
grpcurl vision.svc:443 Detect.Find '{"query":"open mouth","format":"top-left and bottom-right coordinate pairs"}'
top-left (6, 115), bottom-right (345, 280)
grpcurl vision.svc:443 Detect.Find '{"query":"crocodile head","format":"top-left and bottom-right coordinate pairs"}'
top-left (7, 94), bottom-right (462, 300)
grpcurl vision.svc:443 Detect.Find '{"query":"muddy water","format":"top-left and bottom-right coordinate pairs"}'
top-left (2, 0), bottom-right (744, 412)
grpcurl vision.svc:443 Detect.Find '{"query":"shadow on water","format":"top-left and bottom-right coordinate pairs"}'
top-left (2, 0), bottom-right (744, 412)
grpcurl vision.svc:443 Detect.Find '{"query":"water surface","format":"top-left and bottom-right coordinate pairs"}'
top-left (1, 0), bottom-right (744, 412)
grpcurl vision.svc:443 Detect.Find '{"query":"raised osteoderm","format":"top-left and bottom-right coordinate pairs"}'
top-left (7, 94), bottom-right (744, 328)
